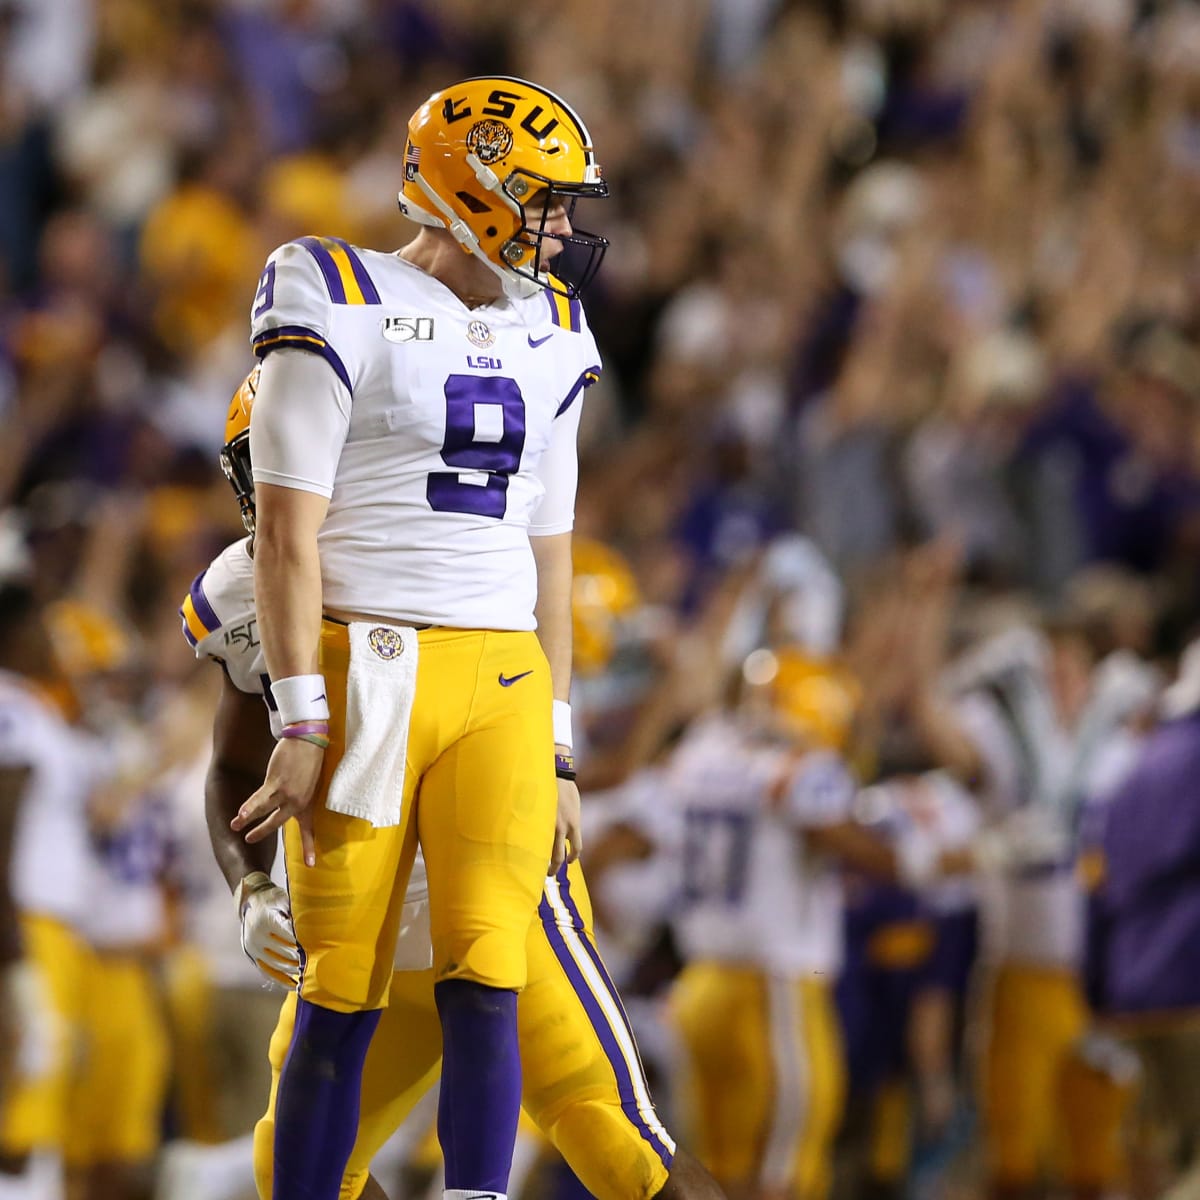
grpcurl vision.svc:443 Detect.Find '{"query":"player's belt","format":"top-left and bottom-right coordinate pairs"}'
top-left (323, 613), bottom-right (433, 630)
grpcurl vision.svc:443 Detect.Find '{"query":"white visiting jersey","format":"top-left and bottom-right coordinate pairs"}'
top-left (181, 537), bottom-right (428, 907)
top-left (0, 672), bottom-right (93, 928)
top-left (662, 714), bottom-right (855, 977)
top-left (248, 238), bottom-right (600, 628)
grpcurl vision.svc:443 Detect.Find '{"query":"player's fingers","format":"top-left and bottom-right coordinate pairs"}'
top-left (298, 811), bottom-right (317, 868)
top-left (256, 962), bottom-right (299, 990)
top-left (244, 809), bottom-right (288, 845)
top-left (549, 827), bottom-right (566, 876)
top-left (567, 820), bottom-right (583, 864)
top-left (231, 783), bottom-right (278, 832)
top-left (263, 948), bottom-right (300, 973)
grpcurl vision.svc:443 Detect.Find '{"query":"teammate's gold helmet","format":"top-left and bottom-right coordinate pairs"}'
top-left (220, 365), bottom-right (259, 536)
top-left (741, 646), bottom-right (861, 752)
top-left (398, 76), bottom-right (608, 300)
top-left (572, 537), bottom-right (640, 675)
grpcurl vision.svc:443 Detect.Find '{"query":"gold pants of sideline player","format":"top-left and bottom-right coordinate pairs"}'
top-left (0, 915), bottom-right (87, 1156)
top-left (65, 952), bottom-right (169, 1168)
top-left (254, 863), bottom-right (674, 1200)
top-left (981, 965), bottom-right (1132, 1190)
top-left (671, 963), bottom-right (845, 1200)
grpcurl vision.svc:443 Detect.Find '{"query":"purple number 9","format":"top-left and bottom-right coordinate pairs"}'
top-left (427, 375), bottom-right (526, 518)
top-left (253, 262), bottom-right (276, 318)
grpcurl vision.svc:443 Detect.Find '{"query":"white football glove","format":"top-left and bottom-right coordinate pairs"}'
top-left (2, 959), bottom-right (59, 1080)
top-left (973, 807), bottom-right (1071, 874)
top-left (234, 872), bottom-right (300, 990)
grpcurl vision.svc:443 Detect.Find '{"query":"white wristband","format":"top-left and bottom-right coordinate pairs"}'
top-left (552, 699), bottom-right (573, 749)
top-left (270, 674), bottom-right (330, 727)
top-left (896, 831), bottom-right (939, 889)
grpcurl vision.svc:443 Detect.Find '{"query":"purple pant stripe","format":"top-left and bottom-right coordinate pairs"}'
top-left (538, 889), bottom-right (674, 1168)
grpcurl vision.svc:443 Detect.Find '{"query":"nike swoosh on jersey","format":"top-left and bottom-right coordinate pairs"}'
top-left (498, 670), bottom-right (534, 687)
top-left (527, 333), bottom-right (553, 349)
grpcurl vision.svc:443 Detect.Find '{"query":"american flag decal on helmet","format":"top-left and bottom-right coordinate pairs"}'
top-left (404, 141), bottom-right (421, 180)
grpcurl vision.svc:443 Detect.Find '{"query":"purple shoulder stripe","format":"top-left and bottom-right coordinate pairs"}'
top-left (297, 237), bottom-right (347, 303)
top-left (189, 569), bottom-right (220, 632)
top-left (326, 237), bottom-right (381, 305)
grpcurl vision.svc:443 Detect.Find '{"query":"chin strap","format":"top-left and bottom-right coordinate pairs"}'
top-left (400, 170), bottom-right (545, 301)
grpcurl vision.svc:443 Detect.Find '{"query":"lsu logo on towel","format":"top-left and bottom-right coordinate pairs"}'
top-left (367, 627), bottom-right (404, 660)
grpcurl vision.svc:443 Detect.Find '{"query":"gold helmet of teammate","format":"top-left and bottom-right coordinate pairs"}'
top-left (741, 645), bottom-right (861, 752)
top-left (220, 365), bottom-right (259, 536)
top-left (572, 537), bottom-right (640, 676)
top-left (398, 76), bottom-right (608, 300)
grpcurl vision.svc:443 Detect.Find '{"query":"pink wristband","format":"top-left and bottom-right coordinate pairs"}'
top-left (281, 720), bottom-right (330, 749)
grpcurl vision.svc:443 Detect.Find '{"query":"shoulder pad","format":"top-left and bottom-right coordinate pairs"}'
top-left (179, 540), bottom-right (256, 661)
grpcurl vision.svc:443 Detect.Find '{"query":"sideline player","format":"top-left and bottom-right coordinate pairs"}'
top-left (229, 74), bottom-right (611, 1200)
top-left (0, 584), bottom-right (95, 1200)
top-left (183, 365), bottom-right (723, 1200)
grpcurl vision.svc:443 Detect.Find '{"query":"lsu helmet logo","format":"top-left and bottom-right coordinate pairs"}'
top-left (465, 119), bottom-right (514, 165)
top-left (367, 627), bottom-right (404, 660)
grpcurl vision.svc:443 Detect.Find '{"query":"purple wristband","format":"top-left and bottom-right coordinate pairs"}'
top-left (281, 720), bottom-right (331, 749)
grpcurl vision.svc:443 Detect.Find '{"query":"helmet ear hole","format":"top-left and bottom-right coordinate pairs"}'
top-left (486, 226), bottom-right (497, 237)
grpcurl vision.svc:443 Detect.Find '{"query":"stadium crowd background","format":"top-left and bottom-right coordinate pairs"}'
top-left (2, 0), bottom-right (1200, 1198)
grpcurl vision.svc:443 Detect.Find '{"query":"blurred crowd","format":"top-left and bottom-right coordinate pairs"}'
top-left (1, 0), bottom-right (1200, 1198)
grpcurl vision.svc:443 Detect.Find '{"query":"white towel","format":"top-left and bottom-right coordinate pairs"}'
top-left (325, 622), bottom-right (418, 827)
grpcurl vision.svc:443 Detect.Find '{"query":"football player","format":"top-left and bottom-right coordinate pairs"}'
top-left (0, 584), bottom-right (96, 1200)
top-left (183, 367), bottom-right (724, 1200)
top-left (228, 74), bottom-right (611, 1200)
top-left (605, 649), bottom-right (980, 1200)
top-left (930, 624), bottom-right (1158, 1199)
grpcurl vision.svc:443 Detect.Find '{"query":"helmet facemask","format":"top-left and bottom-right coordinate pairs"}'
top-left (219, 431), bottom-right (255, 536)
top-left (498, 169), bottom-right (608, 298)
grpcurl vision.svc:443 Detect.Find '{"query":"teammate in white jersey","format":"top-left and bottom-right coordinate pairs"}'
top-left (0, 583), bottom-right (96, 1199)
top-left (931, 624), bottom-right (1157, 1199)
top-left (609, 649), bottom-right (985, 1200)
top-left (223, 75), bottom-right (638, 1200)
top-left (180, 368), bottom-right (720, 1200)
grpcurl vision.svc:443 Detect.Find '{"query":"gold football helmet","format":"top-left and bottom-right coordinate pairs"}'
top-left (220, 365), bottom-right (259, 535)
top-left (572, 537), bottom-right (640, 675)
top-left (741, 646), bottom-right (861, 752)
top-left (398, 76), bottom-right (608, 300)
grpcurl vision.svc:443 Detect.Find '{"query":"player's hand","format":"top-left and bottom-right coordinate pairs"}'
top-left (231, 737), bottom-right (325, 867)
top-left (236, 873), bottom-right (301, 990)
top-left (550, 777), bottom-right (582, 875)
top-left (972, 807), bottom-right (1070, 874)
top-left (0, 960), bottom-right (53, 1097)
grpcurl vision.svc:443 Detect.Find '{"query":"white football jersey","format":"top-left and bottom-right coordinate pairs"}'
top-left (182, 537), bottom-right (429, 904)
top-left (660, 714), bottom-right (855, 977)
top-left (74, 783), bottom-right (170, 951)
top-left (954, 645), bottom-right (1151, 969)
top-left (0, 672), bottom-right (93, 928)
top-left (248, 237), bottom-right (601, 628)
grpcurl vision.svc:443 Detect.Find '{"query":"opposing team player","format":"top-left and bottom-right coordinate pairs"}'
top-left (190, 368), bottom-right (723, 1200)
